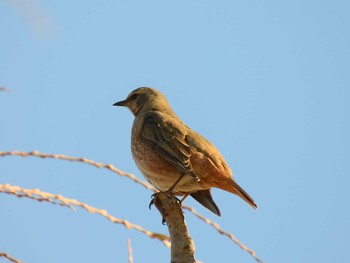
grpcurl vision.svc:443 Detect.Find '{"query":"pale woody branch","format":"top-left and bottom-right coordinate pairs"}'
top-left (0, 252), bottom-right (22, 263)
top-left (153, 193), bottom-right (197, 263)
top-left (0, 183), bottom-right (171, 248)
top-left (127, 238), bottom-right (133, 263)
top-left (0, 150), bottom-right (262, 262)
top-left (0, 150), bottom-right (156, 192)
top-left (183, 205), bottom-right (263, 263)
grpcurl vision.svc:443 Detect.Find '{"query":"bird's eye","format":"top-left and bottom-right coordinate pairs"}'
top-left (129, 93), bottom-right (139, 101)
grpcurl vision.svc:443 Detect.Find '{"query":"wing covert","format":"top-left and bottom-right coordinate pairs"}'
top-left (142, 113), bottom-right (199, 181)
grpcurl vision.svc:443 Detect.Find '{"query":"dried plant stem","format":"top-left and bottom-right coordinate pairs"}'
top-left (0, 253), bottom-right (22, 263)
top-left (0, 150), bottom-right (262, 262)
top-left (0, 150), bottom-right (156, 192)
top-left (127, 238), bottom-right (133, 263)
top-left (0, 183), bottom-right (171, 248)
top-left (183, 205), bottom-right (263, 263)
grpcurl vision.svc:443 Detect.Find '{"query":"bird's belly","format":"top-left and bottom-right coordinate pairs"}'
top-left (131, 136), bottom-right (207, 194)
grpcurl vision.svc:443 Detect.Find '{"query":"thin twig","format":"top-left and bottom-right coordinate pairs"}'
top-left (183, 205), bottom-right (263, 263)
top-left (0, 183), bottom-right (171, 248)
top-left (1, 188), bottom-right (75, 210)
top-left (127, 238), bottom-right (133, 263)
top-left (0, 150), bottom-right (156, 191)
top-left (0, 150), bottom-right (262, 262)
top-left (0, 253), bottom-right (22, 263)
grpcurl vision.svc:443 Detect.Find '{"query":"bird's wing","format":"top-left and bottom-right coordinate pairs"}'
top-left (142, 112), bottom-right (199, 181)
top-left (187, 129), bottom-right (233, 177)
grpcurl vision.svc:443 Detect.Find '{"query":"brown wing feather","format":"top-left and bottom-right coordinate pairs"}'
top-left (142, 112), bottom-right (199, 180)
top-left (187, 130), bottom-right (257, 209)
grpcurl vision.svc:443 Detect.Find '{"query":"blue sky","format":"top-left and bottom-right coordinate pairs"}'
top-left (1, 0), bottom-right (349, 262)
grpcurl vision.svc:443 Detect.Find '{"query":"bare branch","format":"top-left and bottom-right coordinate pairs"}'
top-left (1, 186), bottom-right (75, 210)
top-left (183, 205), bottom-right (263, 263)
top-left (127, 238), bottom-right (133, 263)
top-left (0, 150), bottom-right (262, 262)
top-left (0, 183), bottom-right (171, 248)
top-left (153, 193), bottom-right (197, 263)
top-left (0, 253), bottom-right (22, 263)
top-left (0, 150), bottom-right (156, 192)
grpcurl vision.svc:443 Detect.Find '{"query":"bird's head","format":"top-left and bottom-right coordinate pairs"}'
top-left (113, 87), bottom-right (173, 116)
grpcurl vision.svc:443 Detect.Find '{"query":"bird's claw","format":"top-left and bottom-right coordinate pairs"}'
top-left (149, 192), bottom-right (165, 209)
top-left (149, 192), bottom-right (182, 224)
top-left (149, 193), bottom-right (157, 210)
top-left (149, 193), bottom-right (167, 224)
top-left (162, 217), bottom-right (166, 225)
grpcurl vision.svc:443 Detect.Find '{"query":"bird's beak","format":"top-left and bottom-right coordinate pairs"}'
top-left (113, 99), bottom-right (128, 107)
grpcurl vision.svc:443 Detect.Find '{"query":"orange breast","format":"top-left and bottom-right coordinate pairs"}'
top-left (131, 126), bottom-right (210, 194)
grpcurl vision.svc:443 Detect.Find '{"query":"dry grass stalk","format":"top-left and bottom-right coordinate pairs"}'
top-left (183, 205), bottom-right (263, 263)
top-left (0, 150), bottom-right (262, 262)
top-left (0, 150), bottom-right (156, 191)
top-left (0, 183), bottom-right (171, 248)
top-left (127, 238), bottom-right (133, 263)
top-left (0, 253), bottom-right (22, 263)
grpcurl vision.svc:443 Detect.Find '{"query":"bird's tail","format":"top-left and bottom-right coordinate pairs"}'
top-left (190, 189), bottom-right (221, 216)
top-left (221, 179), bottom-right (257, 209)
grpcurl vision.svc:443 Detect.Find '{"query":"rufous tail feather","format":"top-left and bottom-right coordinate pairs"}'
top-left (221, 179), bottom-right (257, 209)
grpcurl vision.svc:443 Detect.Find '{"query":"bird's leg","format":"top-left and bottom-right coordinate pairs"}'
top-left (150, 173), bottom-right (185, 209)
top-left (180, 193), bottom-right (190, 203)
top-left (149, 192), bottom-right (181, 209)
top-left (166, 173), bottom-right (185, 195)
top-left (149, 174), bottom-right (186, 223)
top-left (149, 191), bottom-right (181, 210)
top-left (163, 173), bottom-right (188, 207)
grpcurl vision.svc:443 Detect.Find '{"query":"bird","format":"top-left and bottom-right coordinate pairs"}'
top-left (113, 87), bottom-right (257, 216)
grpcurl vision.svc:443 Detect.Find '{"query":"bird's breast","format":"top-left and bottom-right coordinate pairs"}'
top-left (130, 119), bottom-right (208, 194)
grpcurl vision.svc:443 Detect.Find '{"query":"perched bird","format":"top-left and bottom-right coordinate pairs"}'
top-left (113, 87), bottom-right (257, 216)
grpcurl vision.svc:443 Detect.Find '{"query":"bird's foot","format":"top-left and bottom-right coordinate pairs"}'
top-left (149, 193), bottom-right (157, 210)
top-left (149, 192), bottom-right (181, 224)
top-left (149, 193), bottom-right (167, 224)
top-left (149, 192), bottom-right (181, 209)
top-left (165, 191), bottom-right (181, 203)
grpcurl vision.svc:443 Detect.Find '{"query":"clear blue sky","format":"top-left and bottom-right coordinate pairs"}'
top-left (1, 0), bottom-right (349, 262)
